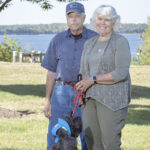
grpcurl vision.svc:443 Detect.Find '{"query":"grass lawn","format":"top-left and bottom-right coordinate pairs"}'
top-left (0, 62), bottom-right (150, 150)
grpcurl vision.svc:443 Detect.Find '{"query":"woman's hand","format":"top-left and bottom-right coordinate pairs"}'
top-left (76, 77), bottom-right (94, 92)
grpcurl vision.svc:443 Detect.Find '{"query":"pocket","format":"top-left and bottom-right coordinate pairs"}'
top-left (51, 83), bottom-right (72, 107)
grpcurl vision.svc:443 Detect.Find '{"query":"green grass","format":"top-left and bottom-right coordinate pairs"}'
top-left (0, 62), bottom-right (150, 150)
top-left (0, 118), bottom-right (48, 150)
top-left (122, 66), bottom-right (150, 150)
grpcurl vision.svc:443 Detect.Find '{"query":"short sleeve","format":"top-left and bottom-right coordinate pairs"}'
top-left (41, 37), bottom-right (57, 72)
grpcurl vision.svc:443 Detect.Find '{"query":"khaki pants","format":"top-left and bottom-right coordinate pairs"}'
top-left (82, 98), bottom-right (128, 150)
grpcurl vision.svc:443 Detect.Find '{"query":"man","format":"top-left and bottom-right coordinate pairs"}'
top-left (41, 2), bottom-right (97, 150)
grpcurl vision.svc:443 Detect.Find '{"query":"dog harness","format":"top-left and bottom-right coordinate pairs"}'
top-left (52, 118), bottom-right (71, 143)
top-left (51, 118), bottom-right (82, 150)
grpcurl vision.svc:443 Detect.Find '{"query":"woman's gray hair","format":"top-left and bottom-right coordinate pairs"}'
top-left (91, 5), bottom-right (120, 31)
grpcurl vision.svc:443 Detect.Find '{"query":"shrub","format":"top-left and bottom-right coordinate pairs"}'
top-left (0, 35), bottom-right (21, 62)
top-left (139, 18), bottom-right (150, 65)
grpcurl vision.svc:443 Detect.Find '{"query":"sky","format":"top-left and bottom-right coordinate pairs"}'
top-left (0, 0), bottom-right (150, 25)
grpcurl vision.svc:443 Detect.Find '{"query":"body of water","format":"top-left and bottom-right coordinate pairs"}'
top-left (0, 33), bottom-right (143, 57)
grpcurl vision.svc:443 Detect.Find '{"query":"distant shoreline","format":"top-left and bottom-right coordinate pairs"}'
top-left (0, 23), bottom-right (147, 35)
top-left (0, 32), bottom-right (142, 36)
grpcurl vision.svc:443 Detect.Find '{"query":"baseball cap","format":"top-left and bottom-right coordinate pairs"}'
top-left (66, 2), bottom-right (85, 15)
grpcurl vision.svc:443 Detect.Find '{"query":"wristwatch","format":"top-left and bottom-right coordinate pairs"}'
top-left (92, 76), bottom-right (97, 84)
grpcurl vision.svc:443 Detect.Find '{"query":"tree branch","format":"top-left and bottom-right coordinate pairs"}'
top-left (0, 0), bottom-right (86, 13)
top-left (0, 0), bottom-right (12, 12)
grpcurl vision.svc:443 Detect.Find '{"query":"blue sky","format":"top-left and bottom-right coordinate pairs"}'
top-left (0, 0), bottom-right (150, 25)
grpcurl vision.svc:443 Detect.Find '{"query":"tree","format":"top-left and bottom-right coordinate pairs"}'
top-left (0, 35), bottom-right (21, 61)
top-left (139, 18), bottom-right (150, 65)
top-left (0, 0), bottom-right (84, 12)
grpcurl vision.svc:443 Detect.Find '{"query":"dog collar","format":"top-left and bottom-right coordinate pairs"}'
top-left (51, 118), bottom-right (71, 143)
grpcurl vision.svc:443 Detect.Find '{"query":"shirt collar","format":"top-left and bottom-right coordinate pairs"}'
top-left (66, 26), bottom-right (88, 39)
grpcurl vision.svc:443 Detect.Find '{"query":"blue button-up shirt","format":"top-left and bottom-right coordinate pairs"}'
top-left (41, 26), bottom-right (98, 82)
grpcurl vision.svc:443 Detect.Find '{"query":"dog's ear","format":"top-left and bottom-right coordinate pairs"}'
top-left (72, 117), bottom-right (82, 137)
top-left (73, 117), bottom-right (82, 126)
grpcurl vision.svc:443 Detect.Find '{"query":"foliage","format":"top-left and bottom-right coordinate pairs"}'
top-left (0, 0), bottom-right (85, 12)
top-left (139, 18), bottom-right (150, 65)
top-left (139, 50), bottom-right (150, 65)
top-left (131, 56), bottom-right (139, 65)
top-left (0, 35), bottom-right (21, 62)
top-left (0, 23), bottom-right (147, 35)
top-left (119, 23), bottom-right (147, 33)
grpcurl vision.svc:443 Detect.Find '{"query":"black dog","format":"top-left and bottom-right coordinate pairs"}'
top-left (50, 116), bottom-right (82, 150)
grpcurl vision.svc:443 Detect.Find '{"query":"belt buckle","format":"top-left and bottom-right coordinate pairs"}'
top-left (56, 80), bottom-right (64, 85)
top-left (71, 83), bottom-right (75, 87)
top-left (61, 81), bottom-right (65, 85)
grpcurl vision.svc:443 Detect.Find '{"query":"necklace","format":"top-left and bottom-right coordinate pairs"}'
top-left (98, 48), bottom-right (102, 52)
top-left (98, 37), bottom-right (111, 53)
top-left (92, 36), bottom-right (111, 54)
top-left (86, 33), bottom-right (113, 76)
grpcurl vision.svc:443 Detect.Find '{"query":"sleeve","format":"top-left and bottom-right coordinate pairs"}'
top-left (41, 37), bottom-right (57, 72)
top-left (110, 36), bottom-right (131, 83)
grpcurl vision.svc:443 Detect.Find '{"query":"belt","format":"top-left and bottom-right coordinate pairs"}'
top-left (56, 80), bottom-right (76, 87)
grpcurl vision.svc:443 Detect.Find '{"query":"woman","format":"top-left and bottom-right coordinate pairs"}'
top-left (76, 5), bottom-right (131, 150)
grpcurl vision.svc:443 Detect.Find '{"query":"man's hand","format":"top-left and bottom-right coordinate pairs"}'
top-left (43, 100), bottom-right (52, 119)
top-left (43, 70), bottom-right (56, 119)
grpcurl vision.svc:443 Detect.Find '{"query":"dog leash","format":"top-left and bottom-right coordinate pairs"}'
top-left (72, 74), bottom-right (85, 117)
